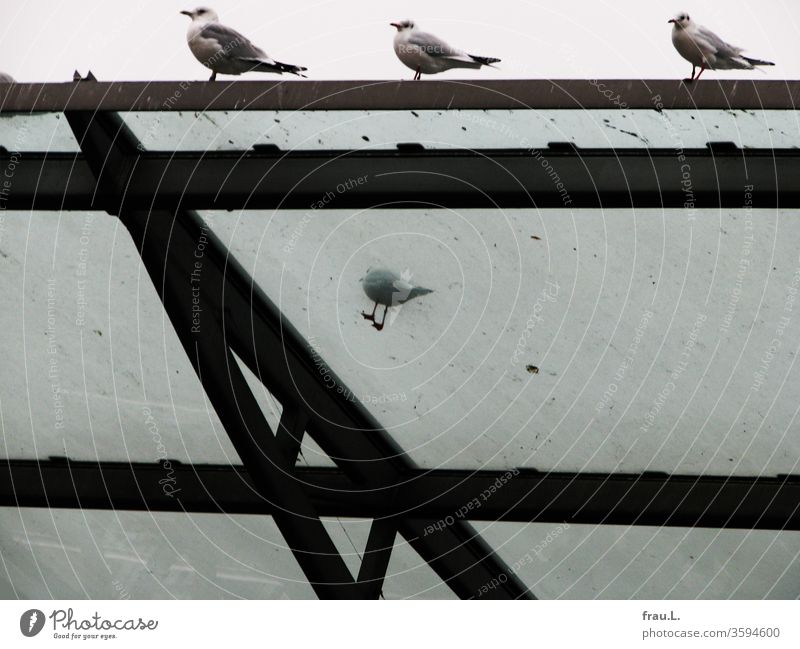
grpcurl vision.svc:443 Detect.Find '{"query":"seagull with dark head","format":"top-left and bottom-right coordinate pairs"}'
top-left (181, 7), bottom-right (307, 81)
top-left (390, 20), bottom-right (500, 80)
top-left (669, 12), bottom-right (774, 82)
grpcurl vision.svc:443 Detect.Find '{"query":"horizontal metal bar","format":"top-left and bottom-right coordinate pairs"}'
top-left (3, 147), bottom-right (798, 210)
top-left (3, 460), bottom-right (798, 530)
top-left (2, 80), bottom-right (800, 112)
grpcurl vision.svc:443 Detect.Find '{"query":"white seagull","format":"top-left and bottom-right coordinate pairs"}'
top-left (181, 7), bottom-right (307, 81)
top-left (669, 12), bottom-right (774, 82)
top-left (360, 268), bottom-right (433, 331)
top-left (390, 20), bottom-right (500, 80)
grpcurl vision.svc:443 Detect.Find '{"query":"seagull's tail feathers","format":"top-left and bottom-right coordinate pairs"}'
top-left (469, 54), bottom-right (501, 68)
top-left (245, 58), bottom-right (309, 77)
top-left (270, 59), bottom-right (309, 77)
top-left (403, 287), bottom-right (433, 303)
top-left (742, 56), bottom-right (775, 67)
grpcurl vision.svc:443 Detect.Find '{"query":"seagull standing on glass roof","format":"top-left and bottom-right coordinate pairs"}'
top-left (361, 268), bottom-right (433, 331)
top-left (0, 72), bottom-right (14, 83)
top-left (669, 12), bottom-right (774, 82)
top-left (390, 20), bottom-right (500, 80)
top-left (181, 7), bottom-right (307, 81)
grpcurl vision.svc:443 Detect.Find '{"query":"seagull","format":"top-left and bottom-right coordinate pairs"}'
top-left (0, 72), bottom-right (14, 83)
top-left (669, 12), bottom-right (775, 82)
top-left (181, 7), bottom-right (307, 81)
top-left (360, 268), bottom-right (433, 331)
top-left (390, 20), bottom-right (500, 80)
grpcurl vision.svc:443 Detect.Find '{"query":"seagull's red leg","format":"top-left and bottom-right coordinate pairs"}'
top-left (414, 68), bottom-right (421, 81)
top-left (684, 65), bottom-right (696, 83)
top-left (361, 302), bottom-right (378, 321)
top-left (209, 71), bottom-right (217, 81)
top-left (694, 63), bottom-right (706, 81)
top-left (372, 305), bottom-right (389, 331)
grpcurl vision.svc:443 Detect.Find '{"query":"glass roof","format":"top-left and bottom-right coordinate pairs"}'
top-left (121, 109), bottom-right (800, 152)
top-left (208, 206), bottom-right (800, 474)
top-left (2, 91), bottom-right (798, 600)
top-left (4, 109), bottom-right (799, 155)
top-left (0, 210), bottom-right (248, 464)
top-left (476, 522), bottom-right (800, 599)
top-left (0, 113), bottom-right (78, 152)
top-left (0, 508), bottom-right (457, 599)
top-left (0, 507), bottom-right (315, 598)
top-left (320, 518), bottom-right (456, 599)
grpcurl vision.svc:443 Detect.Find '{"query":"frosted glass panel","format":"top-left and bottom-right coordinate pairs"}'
top-left (0, 113), bottom-right (78, 151)
top-left (0, 508), bottom-right (313, 599)
top-left (0, 211), bottom-right (247, 464)
top-left (123, 109), bottom-right (800, 151)
top-left (477, 522), bottom-right (800, 599)
top-left (210, 206), bottom-right (800, 474)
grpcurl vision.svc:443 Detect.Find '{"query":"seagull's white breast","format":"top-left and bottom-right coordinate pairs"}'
top-left (394, 32), bottom-right (446, 74)
top-left (672, 27), bottom-right (711, 67)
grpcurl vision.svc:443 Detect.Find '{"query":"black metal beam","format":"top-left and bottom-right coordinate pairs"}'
top-left (188, 170), bottom-right (533, 600)
top-left (65, 109), bottom-right (363, 599)
top-left (3, 80), bottom-right (800, 112)
top-left (3, 146), bottom-right (799, 211)
top-left (58, 107), bottom-right (530, 600)
top-left (357, 519), bottom-right (397, 599)
top-left (3, 460), bottom-right (798, 531)
top-left (276, 407), bottom-right (307, 469)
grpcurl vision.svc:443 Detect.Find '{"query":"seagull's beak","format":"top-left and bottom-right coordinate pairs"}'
top-left (668, 19), bottom-right (676, 24)
top-left (180, 10), bottom-right (193, 17)
top-left (390, 22), bottom-right (401, 29)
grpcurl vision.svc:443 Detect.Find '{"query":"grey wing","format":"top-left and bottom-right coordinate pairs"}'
top-left (695, 26), bottom-right (743, 58)
top-left (408, 31), bottom-right (472, 62)
top-left (199, 23), bottom-right (271, 62)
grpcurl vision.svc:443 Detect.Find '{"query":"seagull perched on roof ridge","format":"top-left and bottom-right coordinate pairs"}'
top-left (181, 7), bottom-right (307, 81)
top-left (390, 20), bottom-right (500, 80)
top-left (669, 12), bottom-right (774, 82)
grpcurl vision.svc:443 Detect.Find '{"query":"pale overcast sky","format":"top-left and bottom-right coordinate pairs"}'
top-left (1, 1), bottom-right (798, 82)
